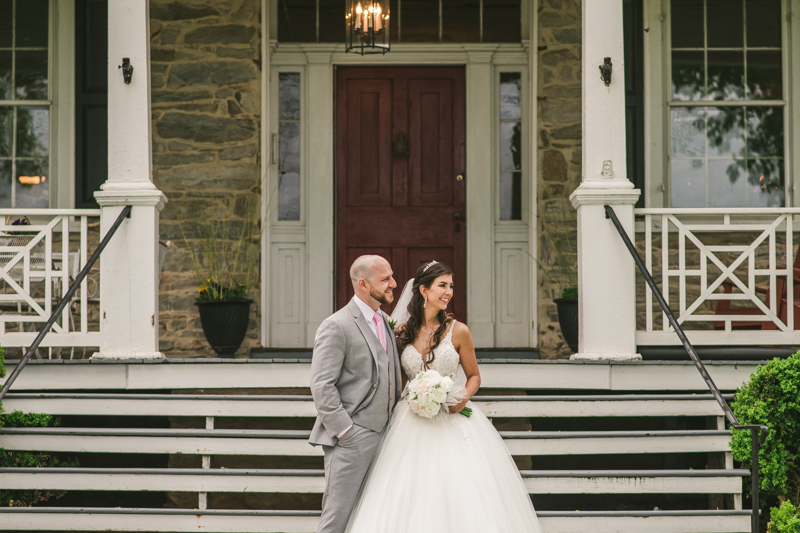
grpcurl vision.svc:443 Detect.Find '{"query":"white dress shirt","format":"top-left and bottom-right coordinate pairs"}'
top-left (339, 296), bottom-right (384, 439)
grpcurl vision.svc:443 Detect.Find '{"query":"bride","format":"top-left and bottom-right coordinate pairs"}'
top-left (345, 261), bottom-right (542, 533)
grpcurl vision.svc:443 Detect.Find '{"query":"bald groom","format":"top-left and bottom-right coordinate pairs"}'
top-left (309, 256), bottom-right (403, 533)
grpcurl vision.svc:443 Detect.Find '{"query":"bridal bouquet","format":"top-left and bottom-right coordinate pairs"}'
top-left (406, 369), bottom-right (472, 419)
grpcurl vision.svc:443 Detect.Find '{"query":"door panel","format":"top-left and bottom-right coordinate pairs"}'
top-left (336, 67), bottom-right (466, 320)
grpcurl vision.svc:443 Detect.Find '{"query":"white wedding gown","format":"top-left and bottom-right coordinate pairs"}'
top-left (345, 321), bottom-right (543, 533)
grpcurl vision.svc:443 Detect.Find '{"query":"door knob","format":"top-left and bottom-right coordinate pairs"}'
top-left (453, 212), bottom-right (463, 221)
top-left (456, 174), bottom-right (464, 181)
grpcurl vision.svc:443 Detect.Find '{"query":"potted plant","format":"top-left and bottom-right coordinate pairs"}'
top-left (181, 190), bottom-right (265, 358)
top-left (533, 199), bottom-right (579, 353)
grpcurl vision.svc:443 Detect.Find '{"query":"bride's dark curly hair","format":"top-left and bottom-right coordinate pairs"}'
top-left (396, 261), bottom-right (454, 367)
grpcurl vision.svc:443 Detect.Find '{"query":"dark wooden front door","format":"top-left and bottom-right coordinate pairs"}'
top-left (336, 67), bottom-right (466, 320)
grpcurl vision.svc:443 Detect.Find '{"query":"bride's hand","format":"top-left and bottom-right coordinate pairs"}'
top-left (448, 397), bottom-right (469, 413)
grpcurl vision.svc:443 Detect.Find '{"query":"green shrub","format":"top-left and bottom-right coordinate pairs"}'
top-left (731, 353), bottom-right (800, 507)
top-left (0, 344), bottom-right (79, 507)
top-left (769, 501), bottom-right (800, 533)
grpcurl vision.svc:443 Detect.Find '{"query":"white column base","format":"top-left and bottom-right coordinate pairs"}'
top-left (91, 351), bottom-right (165, 360)
top-left (570, 352), bottom-right (642, 361)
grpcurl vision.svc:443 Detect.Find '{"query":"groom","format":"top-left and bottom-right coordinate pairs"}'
top-left (309, 255), bottom-right (402, 533)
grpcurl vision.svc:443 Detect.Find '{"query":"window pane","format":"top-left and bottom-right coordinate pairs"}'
top-left (500, 73), bottom-right (521, 120)
top-left (707, 0), bottom-right (743, 48)
top-left (15, 50), bottom-right (48, 100)
top-left (671, 159), bottom-right (706, 207)
top-left (401, 0), bottom-right (439, 42)
top-left (15, 0), bottom-right (48, 48)
top-left (671, 51), bottom-right (704, 101)
top-left (278, 171), bottom-right (300, 221)
top-left (16, 106), bottom-right (49, 157)
top-left (319, 0), bottom-right (346, 42)
top-left (442, 0), bottom-right (479, 42)
top-left (747, 50), bottom-right (782, 100)
top-left (499, 172), bottom-right (521, 221)
top-left (670, 107), bottom-right (705, 157)
top-left (278, 0), bottom-right (316, 42)
top-left (0, 159), bottom-right (9, 206)
top-left (390, 0), bottom-right (399, 41)
top-left (500, 122), bottom-right (521, 171)
top-left (0, 51), bottom-right (10, 100)
top-left (0, 107), bottom-right (11, 156)
top-left (747, 106), bottom-right (783, 158)
top-left (708, 159), bottom-right (746, 206)
top-left (15, 157), bottom-right (48, 208)
top-left (707, 50), bottom-right (744, 100)
top-left (707, 107), bottom-right (744, 158)
top-left (279, 122), bottom-right (300, 172)
top-left (747, 0), bottom-right (781, 48)
top-left (0, 0), bottom-right (10, 48)
top-left (670, 0), bottom-right (704, 48)
top-left (279, 73), bottom-right (301, 120)
top-left (747, 159), bottom-right (783, 206)
top-left (482, 0), bottom-right (521, 43)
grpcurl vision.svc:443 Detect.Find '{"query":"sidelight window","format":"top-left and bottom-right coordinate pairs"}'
top-left (499, 72), bottom-right (522, 221)
top-left (0, 0), bottom-right (51, 208)
top-left (278, 72), bottom-right (301, 221)
top-left (668, 0), bottom-right (786, 207)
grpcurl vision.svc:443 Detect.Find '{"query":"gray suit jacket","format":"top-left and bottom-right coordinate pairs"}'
top-left (309, 298), bottom-right (403, 447)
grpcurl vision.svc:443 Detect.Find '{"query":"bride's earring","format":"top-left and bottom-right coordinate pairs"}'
top-left (423, 296), bottom-right (427, 308)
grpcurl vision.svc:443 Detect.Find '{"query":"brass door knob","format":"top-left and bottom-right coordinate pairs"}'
top-left (453, 212), bottom-right (463, 221)
top-left (456, 174), bottom-right (464, 181)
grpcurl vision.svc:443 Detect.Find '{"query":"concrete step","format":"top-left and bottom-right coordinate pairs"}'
top-left (0, 427), bottom-right (732, 456)
top-left (0, 467), bottom-right (748, 495)
top-left (0, 507), bottom-right (753, 533)
top-left (0, 392), bottom-right (733, 418)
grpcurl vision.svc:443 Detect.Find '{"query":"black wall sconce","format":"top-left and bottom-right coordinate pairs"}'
top-left (599, 57), bottom-right (612, 87)
top-left (118, 58), bottom-right (134, 84)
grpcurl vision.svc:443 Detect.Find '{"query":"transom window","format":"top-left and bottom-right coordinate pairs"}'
top-left (668, 0), bottom-right (785, 207)
top-left (278, 0), bottom-right (521, 43)
top-left (0, 0), bottom-right (50, 208)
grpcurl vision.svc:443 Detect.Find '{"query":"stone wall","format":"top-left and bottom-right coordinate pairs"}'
top-left (149, 0), bottom-right (262, 357)
top-left (536, 0), bottom-right (582, 358)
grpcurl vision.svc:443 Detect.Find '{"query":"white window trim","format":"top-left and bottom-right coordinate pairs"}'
top-left (643, 0), bottom-right (798, 208)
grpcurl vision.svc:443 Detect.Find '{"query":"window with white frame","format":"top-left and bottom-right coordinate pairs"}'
top-left (668, 0), bottom-right (785, 207)
top-left (499, 71), bottom-right (522, 221)
top-left (278, 72), bottom-right (301, 221)
top-left (0, 0), bottom-right (51, 208)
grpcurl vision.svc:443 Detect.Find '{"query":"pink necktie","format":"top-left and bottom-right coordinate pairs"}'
top-left (373, 311), bottom-right (387, 352)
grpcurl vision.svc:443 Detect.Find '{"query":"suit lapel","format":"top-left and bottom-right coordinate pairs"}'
top-left (348, 299), bottom-right (379, 369)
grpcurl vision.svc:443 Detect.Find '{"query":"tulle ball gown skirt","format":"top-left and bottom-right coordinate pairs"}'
top-left (345, 400), bottom-right (543, 533)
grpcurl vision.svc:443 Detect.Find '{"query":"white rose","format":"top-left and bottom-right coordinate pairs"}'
top-left (432, 389), bottom-right (447, 404)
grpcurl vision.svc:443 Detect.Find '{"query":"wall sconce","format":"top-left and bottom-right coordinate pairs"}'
top-left (599, 57), bottom-right (612, 86)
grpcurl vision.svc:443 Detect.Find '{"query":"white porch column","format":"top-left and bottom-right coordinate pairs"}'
top-left (92, 0), bottom-right (167, 359)
top-left (569, 0), bottom-right (641, 360)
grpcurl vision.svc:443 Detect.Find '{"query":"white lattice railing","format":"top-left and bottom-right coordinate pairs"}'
top-left (635, 208), bottom-right (800, 346)
top-left (0, 209), bottom-right (102, 349)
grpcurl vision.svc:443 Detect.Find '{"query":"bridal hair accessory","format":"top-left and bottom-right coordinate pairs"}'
top-left (423, 260), bottom-right (438, 272)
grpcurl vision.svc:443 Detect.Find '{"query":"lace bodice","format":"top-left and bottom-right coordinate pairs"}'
top-left (400, 320), bottom-right (460, 379)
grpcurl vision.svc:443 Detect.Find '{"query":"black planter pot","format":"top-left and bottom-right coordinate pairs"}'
top-left (554, 297), bottom-right (579, 353)
top-left (195, 299), bottom-right (253, 357)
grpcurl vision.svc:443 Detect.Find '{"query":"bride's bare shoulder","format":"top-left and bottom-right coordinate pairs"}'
top-left (451, 320), bottom-right (473, 343)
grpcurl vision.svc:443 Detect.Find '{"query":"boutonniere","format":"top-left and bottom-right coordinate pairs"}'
top-left (387, 317), bottom-right (397, 331)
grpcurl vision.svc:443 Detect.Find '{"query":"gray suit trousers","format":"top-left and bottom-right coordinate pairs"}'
top-left (317, 424), bottom-right (383, 533)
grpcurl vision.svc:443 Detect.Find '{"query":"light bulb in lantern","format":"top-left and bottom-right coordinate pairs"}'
top-left (355, 2), bottom-right (363, 30)
top-left (374, 3), bottom-right (383, 31)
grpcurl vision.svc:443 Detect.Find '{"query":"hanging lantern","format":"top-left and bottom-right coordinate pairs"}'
top-left (345, 0), bottom-right (390, 55)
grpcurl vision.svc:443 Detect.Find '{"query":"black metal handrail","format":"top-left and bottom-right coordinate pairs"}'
top-left (604, 205), bottom-right (768, 533)
top-left (0, 205), bottom-right (132, 401)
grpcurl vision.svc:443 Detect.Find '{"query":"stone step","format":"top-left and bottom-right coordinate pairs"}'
top-left (0, 467), bottom-right (747, 495)
top-left (0, 508), bottom-right (753, 533)
top-left (1, 392), bottom-right (733, 418)
top-left (0, 427), bottom-right (732, 456)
